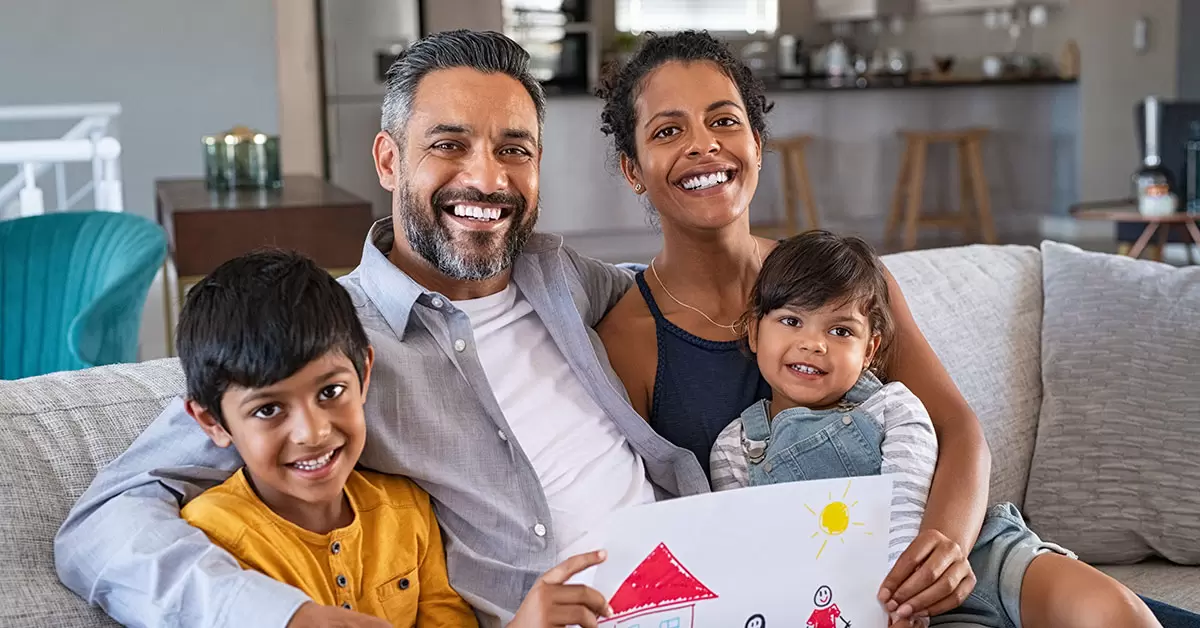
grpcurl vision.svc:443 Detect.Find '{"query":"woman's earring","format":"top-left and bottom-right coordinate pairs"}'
top-left (757, 162), bottom-right (762, 170)
top-left (634, 183), bottom-right (644, 193)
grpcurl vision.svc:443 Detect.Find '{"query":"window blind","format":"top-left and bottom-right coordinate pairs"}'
top-left (615, 0), bottom-right (778, 34)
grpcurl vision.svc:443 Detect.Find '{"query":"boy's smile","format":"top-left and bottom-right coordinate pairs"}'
top-left (188, 349), bottom-right (373, 534)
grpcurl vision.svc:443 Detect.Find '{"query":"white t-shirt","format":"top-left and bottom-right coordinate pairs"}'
top-left (453, 285), bottom-right (656, 559)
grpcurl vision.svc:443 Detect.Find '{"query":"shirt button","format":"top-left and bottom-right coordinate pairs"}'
top-left (331, 541), bottom-right (341, 555)
top-left (842, 414), bottom-right (853, 425)
top-left (342, 602), bottom-right (352, 610)
top-left (533, 523), bottom-right (547, 537)
top-left (453, 338), bottom-right (466, 352)
top-left (498, 430), bottom-right (508, 442)
top-left (430, 296), bottom-right (445, 309)
top-left (764, 462), bottom-right (773, 473)
top-left (336, 574), bottom-right (347, 588)
top-left (398, 578), bottom-right (410, 590)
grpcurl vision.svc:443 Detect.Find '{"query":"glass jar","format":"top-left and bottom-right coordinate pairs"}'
top-left (203, 126), bottom-right (282, 189)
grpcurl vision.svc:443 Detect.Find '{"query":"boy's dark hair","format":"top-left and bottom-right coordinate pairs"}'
top-left (596, 30), bottom-right (773, 165)
top-left (744, 231), bottom-right (894, 376)
top-left (176, 249), bottom-right (370, 426)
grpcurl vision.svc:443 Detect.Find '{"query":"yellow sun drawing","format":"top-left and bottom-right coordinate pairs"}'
top-left (806, 479), bottom-right (873, 559)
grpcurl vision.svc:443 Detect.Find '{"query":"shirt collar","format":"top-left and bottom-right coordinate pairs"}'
top-left (355, 216), bottom-right (565, 340)
top-left (356, 217), bottom-right (432, 341)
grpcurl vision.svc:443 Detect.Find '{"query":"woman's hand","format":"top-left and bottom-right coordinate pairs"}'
top-left (878, 529), bottom-right (976, 622)
top-left (509, 550), bottom-right (612, 628)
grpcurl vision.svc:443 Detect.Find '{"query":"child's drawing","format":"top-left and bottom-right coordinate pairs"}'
top-left (807, 585), bottom-right (850, 628)
top-left (583, 476), bottom-right (893, 627)
top-left (601, 542), bottom-right (718, 628)
top-left (744, 613), bottom-right (767, 628)
top-left (808, 480), bottom-right (873, 560)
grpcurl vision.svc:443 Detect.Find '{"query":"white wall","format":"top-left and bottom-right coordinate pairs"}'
top-left (1068, 0), bottom-right (1179, 201)
top-left (0, 0), bottom-right (281, 217)
top-left (0, 0), bottom-right (281, 362)
top-left (276, 0), bottom-right (325, 177)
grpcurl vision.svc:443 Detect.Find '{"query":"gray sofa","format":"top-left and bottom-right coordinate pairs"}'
top-left (1, 241), bottom-right (1197, 626)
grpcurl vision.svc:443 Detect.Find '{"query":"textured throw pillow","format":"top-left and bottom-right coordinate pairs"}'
top-left (1023, 241), bottom-right (1200, 565)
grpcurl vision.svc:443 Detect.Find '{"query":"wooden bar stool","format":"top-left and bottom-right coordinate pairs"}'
top-left (886, 128), bottom-right (996, 250)
top-left (756, 135), bottom-right (820, 237)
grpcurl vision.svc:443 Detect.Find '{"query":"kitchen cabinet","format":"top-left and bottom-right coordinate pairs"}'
top-left (815, 0), bottom-right (914, 22)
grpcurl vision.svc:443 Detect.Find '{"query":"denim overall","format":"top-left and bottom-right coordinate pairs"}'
top-left (742, 372), bottom-right (885, 487)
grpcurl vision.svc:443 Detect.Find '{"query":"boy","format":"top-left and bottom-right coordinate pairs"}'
top-left (177, 249), bottom-right (478, 626)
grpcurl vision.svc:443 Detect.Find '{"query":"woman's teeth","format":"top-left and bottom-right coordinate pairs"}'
top-left (452, 205), bottom-right (502, 221)
top-left (293, 449), bottom-right (336, 471)
top-left (680, 170), bottom-right (731, 191)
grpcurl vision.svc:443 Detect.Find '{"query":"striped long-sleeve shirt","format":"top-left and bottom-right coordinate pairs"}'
top-left (709, 382), bottom-right (938, 566)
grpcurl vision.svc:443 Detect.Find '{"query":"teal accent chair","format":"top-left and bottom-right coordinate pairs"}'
top-left (0, 211), bottom-right (167, 379)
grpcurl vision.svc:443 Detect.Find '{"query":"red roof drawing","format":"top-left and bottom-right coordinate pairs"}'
top-left (608, 543), bottom-right (719, 616)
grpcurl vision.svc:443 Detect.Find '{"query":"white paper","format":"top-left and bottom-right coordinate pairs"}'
top-left (582, 475), bottom-right (895, 628)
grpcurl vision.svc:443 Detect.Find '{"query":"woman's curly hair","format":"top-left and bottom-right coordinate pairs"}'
top-left (595, 30), bottom-right (774, 163)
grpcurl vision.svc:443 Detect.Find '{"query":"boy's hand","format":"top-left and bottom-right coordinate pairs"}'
top-left (509, 550), bottom-right (613, 628)
top-left (878, 529), bottom-right (975, 621)
top-left (287, 601), bottom-right (393, 627)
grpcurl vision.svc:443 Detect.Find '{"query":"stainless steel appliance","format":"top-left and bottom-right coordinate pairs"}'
top-left (320, 0), bottom-right (423, 217)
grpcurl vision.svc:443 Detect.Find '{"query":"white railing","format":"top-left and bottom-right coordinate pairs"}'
top-left (0, 103), bottom-right (123, 220)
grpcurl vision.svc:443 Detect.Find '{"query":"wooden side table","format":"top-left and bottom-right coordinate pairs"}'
top-left (1069, 199), bottom-right (1200, 262)
top-left (156, 175), bottom-right (375, 356)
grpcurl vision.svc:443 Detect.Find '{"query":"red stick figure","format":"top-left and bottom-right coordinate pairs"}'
top-left (807, 585), bottom-right (850, 628)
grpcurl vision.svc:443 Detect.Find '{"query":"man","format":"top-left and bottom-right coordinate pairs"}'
top-left (54, 30), bottom-right (709, 628)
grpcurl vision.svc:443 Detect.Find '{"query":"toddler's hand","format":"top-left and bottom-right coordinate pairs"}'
top-left (509, 550), bottom-right (612, 628)
top-left (877, 529), bottom-right (976, 621)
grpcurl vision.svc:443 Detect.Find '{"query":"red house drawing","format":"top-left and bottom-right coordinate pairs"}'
top-left (601, 543), bottom-right (719, 628)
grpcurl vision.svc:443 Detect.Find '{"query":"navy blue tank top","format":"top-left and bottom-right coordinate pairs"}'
top-left (636, 272), bottom-right (773, 478)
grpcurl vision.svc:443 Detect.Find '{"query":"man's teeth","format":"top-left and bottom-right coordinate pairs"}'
top-left (681, 170), bottom-right (730, 191)
top-left (293, 449), bottom-right (336, 471)
top-left (452, 205), bottom-right (502, 221)
top-left (791, 364), bottom-right (823, 375)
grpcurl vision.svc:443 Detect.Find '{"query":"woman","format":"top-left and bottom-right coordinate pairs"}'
top-left (594, 30), bottom-right (1193, 628)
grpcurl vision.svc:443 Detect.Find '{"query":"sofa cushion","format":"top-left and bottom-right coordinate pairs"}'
top-left (0, 358), bottom-right (184, 627)
top-left (1024, 241), bottom-right (1200, 565)
top-left (882, 244), bottom-right (1043, 508)
top-left (1099, 561), bottom-right (1200, 612)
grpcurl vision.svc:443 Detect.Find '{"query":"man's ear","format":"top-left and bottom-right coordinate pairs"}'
top-left (372, 131), bottom-right (400, 192)
top-left (620, 153), bottom-right (644, 194)
top-left (185, 399), bottom-right (234, 448)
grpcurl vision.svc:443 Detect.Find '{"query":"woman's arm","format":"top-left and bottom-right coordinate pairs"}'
top-left (877, 268), bottom-right (991, 620)
top-left (596, 291), bottom-right (657, 420)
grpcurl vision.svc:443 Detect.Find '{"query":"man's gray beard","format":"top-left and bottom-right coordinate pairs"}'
top-left (398, 184), bottom-right (536, 281)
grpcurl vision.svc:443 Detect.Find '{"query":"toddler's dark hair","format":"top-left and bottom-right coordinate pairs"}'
top-left (596, 30), bottom-right (773, 164)
top-left (176, 249), bottom-right (370, 426)
top-left (744, 231), bottom-right (894, 376)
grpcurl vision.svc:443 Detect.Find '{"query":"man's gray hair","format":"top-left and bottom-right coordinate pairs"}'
top-left (381, 29), bottom-right (546, 142)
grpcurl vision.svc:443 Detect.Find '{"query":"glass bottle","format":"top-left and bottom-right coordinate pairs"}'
top-left (1133, 96), bottom-right (1175, 216)
top-left (1187, 120), bottom-right (1200, 215)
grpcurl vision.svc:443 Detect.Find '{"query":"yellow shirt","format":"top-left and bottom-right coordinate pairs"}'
top-left (182, 468), bottom-right (478, 627)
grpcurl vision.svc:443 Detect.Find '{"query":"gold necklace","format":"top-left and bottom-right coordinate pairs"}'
top-left (649, 238), bottom-right (762, 332)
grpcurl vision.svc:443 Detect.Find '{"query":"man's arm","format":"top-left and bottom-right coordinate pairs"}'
top-left (54, 398), bottom-right (311, 628)
top-left (560, 245), bottom-right (635, 326)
